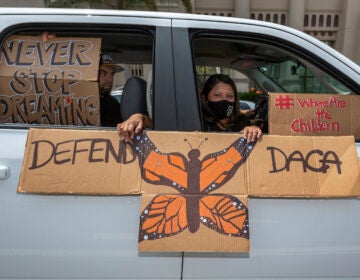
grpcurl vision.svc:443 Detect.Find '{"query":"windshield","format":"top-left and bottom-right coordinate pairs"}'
top-left (259, 58), bottom-right (351, 94)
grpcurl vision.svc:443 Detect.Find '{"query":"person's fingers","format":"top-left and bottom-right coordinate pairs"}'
top-left (117, 124), bottom-right (122, 135)
top-left (128, 126), bottom-right (135, 140)
top-left (41, 32), bottom-right (56, 42)
top-left (121, 130), bottom-right (131, 142)
top-left (117, 123), bottom-right (127, 141)
top-left (42, 32), bottom-right (49, 42)
top-left (117, 114), bottom-right (145, 142)
top-left (117, 121), bottom-right (138, 142)
top-left (251, 131), bottom-right (257, 142)
top-left (248, 130), bottom-right (254, 142)
top-left (251, 129), bottom-right (261, 142)
top-left (134, 120), bottom-right (144, 134)
top-left (242, 127), bottom-right (261, 142)
top-left (256, 129), bottom-right (262, 139)
top-left (119, 133), bottom-right (129, 142)
top-left (47, 33), bottom-right (56, 40)
top-left (243, 129), bottom-right (250, 142)
top-left (122, 124), bottom-right (133, 142)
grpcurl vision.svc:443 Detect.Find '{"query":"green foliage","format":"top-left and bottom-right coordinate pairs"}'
top-left (45, 0), bottom-right (192, 12)
top-left (238, 91), bottom-right (259, 102)
top-left (181, 0), bottom-right (192, 13)
top-left (144, 0), bottom-right (157, 11)
top-left (46, 0), bottom-right (103, 8)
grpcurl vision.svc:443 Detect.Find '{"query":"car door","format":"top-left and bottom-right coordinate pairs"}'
top-left (0, 10), bottom-right (182, 279)
top-left (172, 17), bottom-right (360, 279)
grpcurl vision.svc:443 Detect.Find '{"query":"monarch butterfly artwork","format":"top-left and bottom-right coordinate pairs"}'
top-left (133, 131), bottom-right (257, 245)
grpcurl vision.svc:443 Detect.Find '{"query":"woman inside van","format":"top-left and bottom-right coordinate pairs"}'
top-left (200, 74), bottom-right (261, 140)
top-left (117, 73), bottom-right (262, 142)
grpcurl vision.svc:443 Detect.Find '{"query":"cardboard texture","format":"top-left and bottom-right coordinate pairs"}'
top-left (138, 194), bottom-right (249, 252)
top-left (18, 128), bottom-right (142, 195)
top-left (133, 131), bottom-right (253, 252)
top-left (0, 35), bottom-right (101, 125)
top-left (268, 93), bottom-right (360, 139)
top-left (17, 128), bottom-right (360, 252)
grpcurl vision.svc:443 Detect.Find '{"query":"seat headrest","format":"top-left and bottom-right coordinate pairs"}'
top-left (120, 76), bottom-right (147, 121)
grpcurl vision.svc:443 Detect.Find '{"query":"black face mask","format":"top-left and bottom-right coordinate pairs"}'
top-left (207, 100), bottom-right (235, 120)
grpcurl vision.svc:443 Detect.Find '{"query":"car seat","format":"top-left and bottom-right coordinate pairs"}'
top-left (120, 76), bottom-right (147, 121)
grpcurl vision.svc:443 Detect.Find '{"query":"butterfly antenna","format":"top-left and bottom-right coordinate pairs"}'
top-left (197, 137), bottom-right (208, 149)
top-left (184, 139), bottom-right (193, 149)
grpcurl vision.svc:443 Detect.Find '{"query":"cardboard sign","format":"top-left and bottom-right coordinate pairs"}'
top-left (268, 93), bottom-right (360, 139)
top-left (139, 194), bottom-right (249, 252)
top-left (17, 128), bottom-right (360, 252)
top-left (134, 131), bottom-right (254, 252)
top-left (18, 128), bottom-right (360, 197)
top-left (18, 128), bottom-right (141, 195)
top-left (0, 35), bottom-right (101, 125)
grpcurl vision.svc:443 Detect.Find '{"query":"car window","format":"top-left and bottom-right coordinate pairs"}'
top-left (258, 59), bottom-right (351, 94)
top-left (0, 28), bottom-right (153, 128)
top-left (192, 35), bottom-right (352, 133)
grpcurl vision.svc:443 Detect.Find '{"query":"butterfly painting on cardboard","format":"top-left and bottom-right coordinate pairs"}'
top-left (133, 131), bottom-right (256, 243)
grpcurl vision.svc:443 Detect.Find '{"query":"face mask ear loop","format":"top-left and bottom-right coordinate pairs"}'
top-left (226, 103), bottom-right (234, 118)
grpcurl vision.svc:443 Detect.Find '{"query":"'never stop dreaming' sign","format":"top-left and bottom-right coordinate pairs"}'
top-left (0, 35), bottom-right (101, 126)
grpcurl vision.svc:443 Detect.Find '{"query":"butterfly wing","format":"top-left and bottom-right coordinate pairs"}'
top-left (133, 131), bottom-right (189, 192)
top-left (139, 194), bottom-right (188, 242)
top-left (199, 195), bottom-right (249, 239)
top-left (200, 137), bottom-right (256, 193)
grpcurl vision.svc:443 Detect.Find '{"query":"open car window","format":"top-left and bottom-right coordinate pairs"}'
top-left (192, 35), bottom-right (352, 133)
top-left (0, 28), bottom-right (153, 128)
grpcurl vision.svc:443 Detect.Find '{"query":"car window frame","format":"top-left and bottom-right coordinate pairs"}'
top-left (189, 29), bottom-right (360, 94)
top-left (0, 18), bottom-right (176, 131)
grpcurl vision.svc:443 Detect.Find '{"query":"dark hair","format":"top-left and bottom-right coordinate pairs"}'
top-left (201, 74), bottom-right (246, 130)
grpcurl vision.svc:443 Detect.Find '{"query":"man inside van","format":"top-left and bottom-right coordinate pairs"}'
top-left (41, 32), bottom-right (122, 127)
top-left (99, 55), bottom-right (152, 128)
top-left (98, 54), bottom-right (123, 127)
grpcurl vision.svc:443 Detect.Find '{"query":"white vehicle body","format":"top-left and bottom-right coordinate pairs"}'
top-left (0, 8), bottom-right (360, 279)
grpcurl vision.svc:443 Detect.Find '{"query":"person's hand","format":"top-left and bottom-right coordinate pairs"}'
top-left (241, 125), bottom-right (262, 142)
top-left (241, 109), bottom-right (256, 118)
top-left (117, 113), bottom-right (144, 142)
top-left (41, 31), bottom-right (56, 42)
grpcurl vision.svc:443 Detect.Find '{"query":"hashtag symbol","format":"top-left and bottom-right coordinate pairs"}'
top-left (274, 95), bottom-right (294, 109)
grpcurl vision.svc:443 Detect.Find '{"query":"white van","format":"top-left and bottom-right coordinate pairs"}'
top-left (1, 8), bottom-right (360, 279)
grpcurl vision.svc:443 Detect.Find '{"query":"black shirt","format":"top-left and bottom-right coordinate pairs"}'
top-left (100, 95), bottom-right (122, 127)
top-left (202, 114), bottom-right (251, 132)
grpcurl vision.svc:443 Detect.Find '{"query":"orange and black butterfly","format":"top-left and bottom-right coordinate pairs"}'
top-left (133, 131), bottom-right (256, 242)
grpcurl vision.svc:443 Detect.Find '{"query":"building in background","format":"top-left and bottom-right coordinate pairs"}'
top-left (194, 0), bottom-right (360, 65)
top-left (1, 0), bottom-right (359, 64)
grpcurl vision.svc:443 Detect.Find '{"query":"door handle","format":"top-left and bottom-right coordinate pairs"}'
top-left (0, 165), bottom-right (10, 179)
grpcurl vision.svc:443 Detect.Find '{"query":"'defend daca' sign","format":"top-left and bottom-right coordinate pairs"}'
top-left (268, 93), bottom-right (360, 139)
top-left (17, 129), bottom-right (360, 252)
top-left (0, 35), bottom-right (101, 126)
